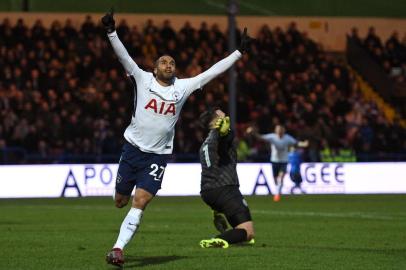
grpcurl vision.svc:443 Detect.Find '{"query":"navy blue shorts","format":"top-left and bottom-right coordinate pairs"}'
top-left (115, 142), bottom-right (169, 196)
top-left (271, 162), bottom-right (287, 179)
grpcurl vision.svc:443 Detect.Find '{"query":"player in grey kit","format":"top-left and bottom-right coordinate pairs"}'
top-left (198, 108), bottom-right (255, 248)
top-left (101, 9), bottom-right (253, 266)
top-left (247, 125), bottom-right (308, 201)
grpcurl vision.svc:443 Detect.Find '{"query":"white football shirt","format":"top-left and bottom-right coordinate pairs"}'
top-left (108, 31), bottom-right (241, 154)
top-left (261, 133), bottom-right (297, 162)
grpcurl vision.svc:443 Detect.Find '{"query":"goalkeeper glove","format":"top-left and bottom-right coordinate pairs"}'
top-left (217, 116), bottom-right (231, 137)
top-left (214, 117), bottom-right (224, 129)
top-left (101, 8), bottom-right (116, 34)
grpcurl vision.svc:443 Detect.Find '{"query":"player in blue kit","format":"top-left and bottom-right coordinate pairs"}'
top-left (101, 9), bottom-right (253, 267)
top-left (288, 146), bottom-right (305, 194)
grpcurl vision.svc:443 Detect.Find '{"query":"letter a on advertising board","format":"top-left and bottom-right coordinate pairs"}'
top-left (61, 170), bottom-right (82, 197)
top-left (252, 168), bottom-right (272, 195)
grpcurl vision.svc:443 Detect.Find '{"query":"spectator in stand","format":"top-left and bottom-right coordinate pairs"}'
top-left (0, 17), bottom-right (404, 164)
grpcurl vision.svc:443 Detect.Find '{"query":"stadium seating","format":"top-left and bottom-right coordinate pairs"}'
top-left (0, 17), bottom-right (405, 163)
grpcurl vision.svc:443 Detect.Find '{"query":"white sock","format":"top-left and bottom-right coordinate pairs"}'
top-left (275, 184), bottom-right (280, 195)
top-left (113, 208), bottom-right (143, 250)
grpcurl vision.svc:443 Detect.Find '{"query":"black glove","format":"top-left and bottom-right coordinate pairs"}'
top-left (238, 27), bottom-right (252, 54)
top-left (101, 8), bottom-right (115, 34)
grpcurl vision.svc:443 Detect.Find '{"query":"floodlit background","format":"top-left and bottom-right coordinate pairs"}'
top-left (0, 1), bottom-right (405, 269)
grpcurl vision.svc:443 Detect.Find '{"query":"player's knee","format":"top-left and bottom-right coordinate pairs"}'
top-left (115, 198), bottom-right (129, 208)
top-left (115, 201), bottom-right (126, 208)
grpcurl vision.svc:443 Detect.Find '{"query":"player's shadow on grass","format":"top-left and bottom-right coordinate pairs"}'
top-left (124, 255), bottom-right (187, 268)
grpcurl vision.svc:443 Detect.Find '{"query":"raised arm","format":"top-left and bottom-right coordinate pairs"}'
top-left (107, 32), bottom-right (144, 76)
top-left (101, 9), bottom-right (145, 77)
top-left (286, 134), bottom-right (308, 148)
top-left (183, 27), bottom-right (253, 94)
top-left (297, 140), bottom-right (309, 148)
top-left (183, 50), bottom-right (242, 94)
top-left (246, 126), bottom-right (269, 142)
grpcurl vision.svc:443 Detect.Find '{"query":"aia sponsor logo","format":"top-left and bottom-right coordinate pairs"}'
top-left (144, 98), bottom-right (176, 115)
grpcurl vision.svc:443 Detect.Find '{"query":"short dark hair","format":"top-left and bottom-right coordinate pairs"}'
top-left (155, 55), bottom-right (175, 68)
top-left (199, 107), bottom-right (219, 129)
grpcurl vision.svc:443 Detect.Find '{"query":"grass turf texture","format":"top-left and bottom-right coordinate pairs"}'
top-left (1, 195), bottom-right (405, 269)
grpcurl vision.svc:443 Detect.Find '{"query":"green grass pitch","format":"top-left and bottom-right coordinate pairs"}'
top-left (1, 195), bottom-right (406, 269)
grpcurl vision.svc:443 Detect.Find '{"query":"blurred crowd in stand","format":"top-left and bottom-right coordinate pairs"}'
top-left (350, 27), bottom-right (406, 82)
top-left (0, 17), bottom-right (405, 164)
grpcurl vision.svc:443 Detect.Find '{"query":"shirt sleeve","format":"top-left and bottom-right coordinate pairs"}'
top-left (181, 50), bottom-right (242, 96)
top-left (220, 130), bottom-right (234, 146)
top-left (107, 31), bottom-right (148, 79)
top-left (288, 135), bottom-right (298, 145)
top-left (261, 133), bottom-right (275, 143)
top-left (218, 130), bottom-right (234, 160)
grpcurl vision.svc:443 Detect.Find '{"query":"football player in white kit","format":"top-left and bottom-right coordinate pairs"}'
top-left (101, 10), bottom-right (253, 267)
top-left (247, 125), bottom-right (308, 202)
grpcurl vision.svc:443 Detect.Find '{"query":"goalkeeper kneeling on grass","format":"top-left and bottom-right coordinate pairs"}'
top-left (198, 107), bottom-right (255, 248)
